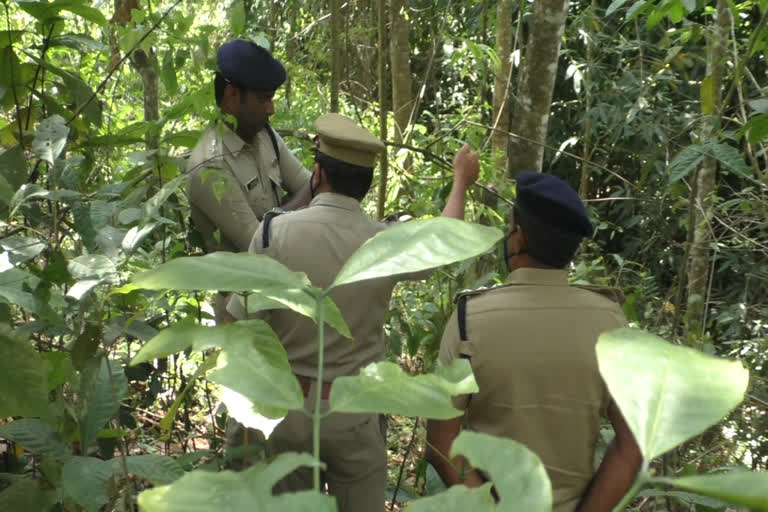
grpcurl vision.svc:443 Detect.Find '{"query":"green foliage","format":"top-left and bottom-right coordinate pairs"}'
top-left (597, 328), bottom-right (749, 463)
top-left (650, 471), bottom-right (768, 509)
top-left (79, 357), bottom-right (129, 449)
top-left (0, 325), bottom-right (49, 418)
top-left (452, 431), bottom-right (552, 511)
top-left (0, 418), bottom-right (69, 459)
top-left (61, 456), bottom-right (114, 512)
top-left (137, 453), bottom-right (334, 512)
top-left (331, 218), bottom-right (502, 289)
top-left (329, 359), bottom-right (478, 419)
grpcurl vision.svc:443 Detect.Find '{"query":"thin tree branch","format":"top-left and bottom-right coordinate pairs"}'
top-left (25, 22), bottom-right (56, 131)
top-left (4, 1), bottom-right (24, 148)
top-left (66, 0), bottom-right (183, 126)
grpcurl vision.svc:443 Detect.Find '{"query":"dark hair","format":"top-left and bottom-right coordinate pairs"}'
top-left (215, 72), bottom-right (253, 107)
top-left (214, 72), bottom-right (227, 106)
top-left (315, 152), bottom-right (373, 201)
top-left (517, 209), bottom-right (582, 268)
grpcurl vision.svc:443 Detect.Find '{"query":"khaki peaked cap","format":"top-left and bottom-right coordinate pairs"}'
top-left (315, 113), bottom-right (385, 168)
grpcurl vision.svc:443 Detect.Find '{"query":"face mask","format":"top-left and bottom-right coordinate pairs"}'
top-left (310, 170), bottom-right (317, 198)
top-left (502, 225), bottom-right (527, 272)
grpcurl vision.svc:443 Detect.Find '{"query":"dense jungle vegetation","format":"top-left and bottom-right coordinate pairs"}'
top-left (0, 0), bottom-right (766, 510)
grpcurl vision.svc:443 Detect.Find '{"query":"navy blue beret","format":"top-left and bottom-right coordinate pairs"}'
top-left (515, 171), bottom-right (593, 237)
top-left (217, 40), bottom-right (286, 91)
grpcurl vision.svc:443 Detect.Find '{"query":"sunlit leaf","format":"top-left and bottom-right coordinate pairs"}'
top-left (405, 483), bottom-right (495, 511)
top-left (330, 218), bottom-right (502, 289)
top-left (137, 454), bottom-right (332, 512)
top-left (596, 328), bottom-right (749, 462)
top-left (132, 251), bottom-right (309, 292)
top-left (32, 115), bottom-right (69, 165)
top-left (451, 431), bottom-right (552, 511)
top-left (133, 320), bottom-right (303, 418)
top-left (230, 0), bottom-right (246, 36)
top-left (329, 359), bottom-right (478, 419)
top-left (649, 471), bottom-right (768, 510)
top-left (0, 235), bottom-right (46, 272)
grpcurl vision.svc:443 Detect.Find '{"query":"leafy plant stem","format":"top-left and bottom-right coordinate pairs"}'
top-left (612, 472), bottom-right (646, 511)
top-left (313, 293), bottom-right (326, 492)
top-left (25, 22), bottom-right (56, 132)
top-left (4, 0), bottom-right (24, 149)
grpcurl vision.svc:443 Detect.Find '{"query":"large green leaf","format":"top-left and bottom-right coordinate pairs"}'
top-left (329, 359), bottom-right (478, 419)
top-left (80, 358), bottom-right (129, 449)
top-left (451, 431), bottom-right (552, 511)
top-left (32, 115), bottom-right (69, 165)
top-left (137, 453), bottom-right (332, 512)
top-left (0, 235), bottom-right (45, 272)
top-left (131, 252), bottom-right (309, 293)
top-left (743, 112), bottom-right (768, 144)
top-left (330, 218), bottom-right (502, 289)
top-left (110, 455), bottom-right (185, 485)
top-left (0, 144), bottom-right (26, 190)
top-left (596, 328), bottom-right (749, 462)
top-left (650, 472), bottom-right (768, 510)
top-left (208, 321), bottom-right (304, 418)
top-left (668, 145), bottom-right (705, 183)
top-left (132, 321), bottom-right (303, 418)
top-left (406, 483), bottom-right (495, 511)
top-left (0, 325), bottom-right (50, 418)
top-left (0, 418), bottom-right (68, 459)
top-left (62, 456), bottom-right (114, 512)
top-left (238, 288), bottom-right (352, 338)
top-left (0, 285), bottom-right (61, 322)
top-left (0, 478), bottom-right (57, 511)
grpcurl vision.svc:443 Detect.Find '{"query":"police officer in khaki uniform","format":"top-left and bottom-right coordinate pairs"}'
top-left (426, 172), bottom-right (642, 512)
top-left (228, 113), bottom-right (479, 511)
top-left (186, 40), bottom-right (312, 320)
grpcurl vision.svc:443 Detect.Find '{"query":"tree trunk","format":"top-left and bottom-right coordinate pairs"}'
top-left (330, 0), bottom-right (343, 112)
top-left (491, 0), bottom-right (514, 174)
top-left (507, 0), bottom-right (569, 177)
top-left (389, 0), bottom-right (413, 146)
top-left (376, 0), bottom-right (389, 219)
top-left (110, 0), bottom-right (158, 151)
top-left (579, 0), bottom-right (597, 199)
top-left (685, 0), bottom-right (729, 343)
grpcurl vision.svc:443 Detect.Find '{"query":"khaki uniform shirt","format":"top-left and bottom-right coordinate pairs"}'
top-left (439, 268), bottom-right (627, 512)
top-left (186, 123), bottom-right (310, 253)
top-left (229, 192), bottom-right (426, 380)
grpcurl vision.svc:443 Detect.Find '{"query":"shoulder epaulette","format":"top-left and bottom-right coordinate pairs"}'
top-left (452, 282), bottom-right (524, 304)
top-left (572, 284), bottom-right (626, 305)
top-left (261, 210), bottom-right (285, 249)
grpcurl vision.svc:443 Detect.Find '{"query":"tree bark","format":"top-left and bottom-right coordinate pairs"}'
top-left (579, 0), bottom-right (597, 199)
top-left (685, 0), bottom-right (729, 342)
top-left (389, 0), bottom-right (414, 146)
top-left (491, 0), bottom-right (514, 174)
top-left (507, 0), bottom-right (569, 177)
top-left (111, 0), bottom-right (159, 151)
top-left (330, 0), bottom-right (343, 112)
top-left (376, 0), bottom-right (389, 219)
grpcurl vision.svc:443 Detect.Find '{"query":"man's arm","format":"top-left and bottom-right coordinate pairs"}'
top-left (282, 180), bottom-right (312, 211)
top-left (575, 402), bottom-right (642, 512)
top-left (441, 144), bottom-right (479, 220)
top-left (426, 417), bottom-right (486, 487)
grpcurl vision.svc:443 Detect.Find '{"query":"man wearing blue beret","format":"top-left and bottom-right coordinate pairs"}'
top-left (186, 40), bottom-right (312, 321)
top-left (426, 172), bottom-right (642, 511)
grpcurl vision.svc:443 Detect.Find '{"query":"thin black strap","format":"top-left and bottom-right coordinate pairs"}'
top-left (457, 294), bottom-right (469, 342)
top-left (262, 211), bottom-right (280, 249)
top-left (266, 124), bottom-right (280, 163)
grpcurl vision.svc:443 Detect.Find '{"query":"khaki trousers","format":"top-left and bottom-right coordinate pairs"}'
top-left (269, 387), bottom-right (388, 512)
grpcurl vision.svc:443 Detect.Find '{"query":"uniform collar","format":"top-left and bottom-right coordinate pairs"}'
top-left (309, 192), bottom-right (362, 211)
top-left (218, 122), bottom-right (254, 154)
top-left (504, 267), bottom-right (569, 286)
